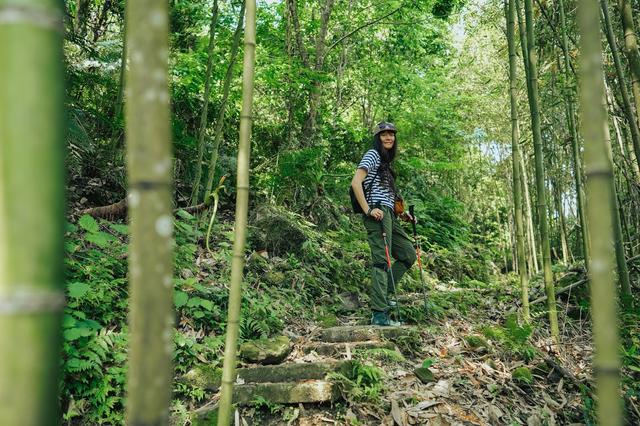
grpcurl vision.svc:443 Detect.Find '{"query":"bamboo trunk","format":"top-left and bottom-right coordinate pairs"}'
top-left (602, 0), bottom-right (640, 174)
top-left (618, 0), bottom-right (640, 126)
top-left (603, 80), bottom-right (634, 305)
top-left (205, 1), bottom-right (246, 198)
top-left (218, 0), bottom-right (256, 424)
top-left (578, 1), bottom-right (623, 423)
top-left (523, 0), bottom-right (560, 341)
top-left (0, 0), bottom-right (65, 422)
top-left (124, 0), bottom-right (174, 421)
top-left (191, 0), bottom-right (220, 206)
top-left (558, 0), bottom-right (590, 265)
top-left (506, 0), bottom-right (530, 322)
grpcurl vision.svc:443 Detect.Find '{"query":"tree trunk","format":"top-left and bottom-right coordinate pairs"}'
top-left (523, 0), bottom-right (560, 341)
top-left (190, 0), bottom-right (220, 206)
top-left (618, 0), bottom-right (640, 126)
top-left (217, 0), bottom-right (256, 424)
top-left (603, 80), bottom-right (634, 304)
top-left (578, 1), bottom-right (622, 423)
top-left (0, 0), bottom-right (65, 421)
top-left (205, 1), bottom-right (246, 198)
top-left (110, 19), bottom-right (127, 158)
top-left (558, 0), bottom-right (591, 265)
top-left (520, 152), bottom-right (539, 273)
top-left (602, 0), bottom-right (640, 174)
top-left (301, 0), bottom-right (336, 143)
top-left (124, 0), bottom-right (174, 421)
top-left (506, 0), bottom-right (530, 322)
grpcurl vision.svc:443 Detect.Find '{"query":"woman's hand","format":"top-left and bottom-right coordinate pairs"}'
top-left (369, 208), bottom-right (384, 221)
top-left (400, 211), bottom-right (416, 223)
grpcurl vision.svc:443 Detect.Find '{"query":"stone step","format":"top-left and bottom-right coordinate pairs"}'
top-left (302, 340), bottom-right (396, 357)
top-left (318, 325), bottom-right (414, 343)
top-left (237, 361), bottom-right (350, 383)
top-left (233, 380), bottom-right (337, 405)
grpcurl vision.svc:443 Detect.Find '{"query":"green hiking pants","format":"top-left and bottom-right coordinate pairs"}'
top-left (363, 206), bottom-right (417, 312)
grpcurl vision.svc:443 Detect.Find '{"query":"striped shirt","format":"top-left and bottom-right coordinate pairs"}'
top-left (357, 149), bottom-right (395, 209)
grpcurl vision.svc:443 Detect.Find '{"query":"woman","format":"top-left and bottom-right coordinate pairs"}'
top-left (351, 122), bottom-right (416, 326)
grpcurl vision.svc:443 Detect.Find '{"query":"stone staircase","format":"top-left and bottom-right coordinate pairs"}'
top-left (192, 325), bottom-right (416, 424)
top-left (233, 325), bottom-right (413, 405)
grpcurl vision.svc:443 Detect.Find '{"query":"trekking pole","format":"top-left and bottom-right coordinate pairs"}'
top-left (409, 205), bottom-right (429, 313)
top-left (378, 205), bottom-right (402, 323)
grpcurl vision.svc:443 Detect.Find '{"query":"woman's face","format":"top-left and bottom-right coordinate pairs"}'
top-left (380, 131), bottom-right (395, 150)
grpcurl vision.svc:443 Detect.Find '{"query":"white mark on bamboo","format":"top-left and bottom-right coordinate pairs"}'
top-left (155, 215), bottom-right (173, 237)
top-left (163, 275), bottom-right (172, 288)
top-left (129, 190), bottom-right (140, 207)
top-left (149, 10), bottom-right (166, 28)
top-left (131, 50), bottom-right (143, 64)
top-left (154, 159), bottom-right (171, 175)
top-left (144, 90), bottom-right (157, 102)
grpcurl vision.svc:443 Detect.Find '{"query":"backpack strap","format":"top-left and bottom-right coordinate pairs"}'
top-left (363, 167), bottom-right (380, 203)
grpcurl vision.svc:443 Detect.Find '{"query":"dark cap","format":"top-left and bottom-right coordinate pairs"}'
top-left (373, 121), bottom-right (397, 136)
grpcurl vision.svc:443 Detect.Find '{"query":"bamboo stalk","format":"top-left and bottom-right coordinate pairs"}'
top-left (124, 0), bottom-right (174, 420)
top-left (506, 0), bottom-right (530, 322)
top-left (578, 0), bottom-right (623, 423)
top-left (523, 0), bottom-right (560, 341)
top-left (0, 0), bottom-right (65, 422)
top-left (218, 0), bottom-right (256, 424)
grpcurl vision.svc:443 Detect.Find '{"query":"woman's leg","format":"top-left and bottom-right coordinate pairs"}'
top-left (363, 212), bottom-right (394, 312)
top-left (390, 217), bottom-right (417, 289)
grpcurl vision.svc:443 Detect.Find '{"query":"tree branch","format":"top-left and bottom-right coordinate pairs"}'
top-left (323, 3), bottom-right (405, 61)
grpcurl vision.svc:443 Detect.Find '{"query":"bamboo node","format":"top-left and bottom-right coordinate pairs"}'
top-left (0, 4), bottom-right (63, 32)
top-left (0, 289), bottom-right (66, 314)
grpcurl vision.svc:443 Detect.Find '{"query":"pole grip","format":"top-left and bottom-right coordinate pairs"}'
top-left (409, 205), bottom-right (417, 235)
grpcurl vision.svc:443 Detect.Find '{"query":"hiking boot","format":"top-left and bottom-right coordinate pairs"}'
top-left (371, 311), bottom-right (401, 327)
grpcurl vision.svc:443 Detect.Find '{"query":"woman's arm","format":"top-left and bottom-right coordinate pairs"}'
top-left (351, 168), bottom-right (383, 220)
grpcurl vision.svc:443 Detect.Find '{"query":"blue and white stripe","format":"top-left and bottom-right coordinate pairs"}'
top-left (357, 149), bottom-right (395, 209)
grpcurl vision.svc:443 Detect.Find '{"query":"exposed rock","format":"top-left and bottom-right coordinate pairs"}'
top-left (337, 292), bottom-right (360, 312)
top-left (302, 341), bottom-right (396, 357)
top-left (233, 380), bottom-right (337, 405)
top-left (237, 361), bottom-right (351, 383)
top-left (239, 335), bottom-right (292, 365)
top-left (318, 325), bottom-right (414, 343)
top-left (180, 365), bottom-right (222, 391)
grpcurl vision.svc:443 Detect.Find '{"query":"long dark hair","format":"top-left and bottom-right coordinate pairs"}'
top-left (373, 132), bottom-right (397, 192)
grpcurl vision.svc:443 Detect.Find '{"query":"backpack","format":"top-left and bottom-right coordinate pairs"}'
top-left (349, 168), bottom-right (379, 214)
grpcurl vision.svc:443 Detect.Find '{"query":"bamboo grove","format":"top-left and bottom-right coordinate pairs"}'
top-left (503, 0), bottom-right (639, 421)
top-left (2, 0), bottom-right (640, 423)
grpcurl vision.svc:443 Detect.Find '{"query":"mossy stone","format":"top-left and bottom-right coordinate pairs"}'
top-left (414, 367), bottom-right (435, 383)
top-left (191, 406), bottom-right (218, 425)
top-left (265, 270), bottom-right (286, 285)
top-left (239, 335), bottom-right (292, 365)
top-left (318, 313), bottom-right (338, 328)
top-left (464, 335), bottom-right (489, 349)
top-left (512, 366), bottom-right (533, 384)
top-left (181, 365), bottom-right (222, 390)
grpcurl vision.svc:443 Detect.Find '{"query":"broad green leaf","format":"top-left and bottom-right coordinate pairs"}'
top-left (64, 328), bottom-right (91, 341)
top-left (176, 209), bottom-right (194, 220)
top-left (200, 299), bottom-right (214, 311)
top-left (193, 310), bottom-right (205, 319)
top-left (78, 215), bottom-right (99, 233)
top-left (62, 314), bottom-right (77, 328)
top-left (187, 297), bottom-right (203, 308)
top-left (109, 223), bottom-right (128, 235)
top-left (67, 282), bottom-right (90, 298)
top-left (86, 231), bottom-right (114, 247)
top-left (175, 291), bottom-right (189, 308)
